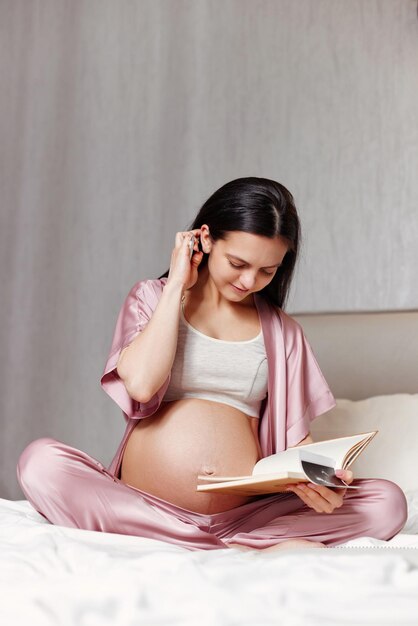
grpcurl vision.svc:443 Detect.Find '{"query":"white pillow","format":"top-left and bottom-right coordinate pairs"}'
top-left (310, 394), bottom-right (418, 493)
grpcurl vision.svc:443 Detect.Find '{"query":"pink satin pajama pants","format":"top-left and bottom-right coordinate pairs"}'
top-left (16, 437), bottom-right (408, 552)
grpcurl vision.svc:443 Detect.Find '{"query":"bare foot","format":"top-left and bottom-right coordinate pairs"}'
top-left (262, 539), bottom-right (326, 552)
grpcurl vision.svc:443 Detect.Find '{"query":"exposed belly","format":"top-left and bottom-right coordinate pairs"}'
top-left (120, 398), bottom-right (262, 514)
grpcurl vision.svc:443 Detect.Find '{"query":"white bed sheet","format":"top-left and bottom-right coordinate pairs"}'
top-left (1, 493), bottom-right (418, 626)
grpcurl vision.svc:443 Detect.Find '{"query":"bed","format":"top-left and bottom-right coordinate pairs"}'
top-left (2, 310), bottom-right (418, 625)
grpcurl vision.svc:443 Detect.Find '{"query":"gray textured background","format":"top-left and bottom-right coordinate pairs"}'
top-left (1, 0), bottom-right (417, 499)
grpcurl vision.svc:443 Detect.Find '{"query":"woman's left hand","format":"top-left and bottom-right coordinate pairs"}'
top-left (284, 469), bottom-right (354, 513)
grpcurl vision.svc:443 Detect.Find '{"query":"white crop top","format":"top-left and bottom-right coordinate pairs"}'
top-left (163, 301), bottom-right (268, 417)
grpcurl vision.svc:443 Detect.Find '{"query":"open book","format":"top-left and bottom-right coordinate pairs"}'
top-left (196, 431), bottom-right (378, 496)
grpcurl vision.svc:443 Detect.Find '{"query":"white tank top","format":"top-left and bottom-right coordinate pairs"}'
top-left (163, 301), bottom-right (268, 417)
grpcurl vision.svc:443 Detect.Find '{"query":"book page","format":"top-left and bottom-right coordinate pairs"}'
top-left (197, 432), bottom-right (377, 484)
top-left (280, 432), bottom-right (377, 470)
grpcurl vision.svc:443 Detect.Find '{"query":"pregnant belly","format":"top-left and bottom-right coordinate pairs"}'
top-left (120, 398), bottom-right (262, 514)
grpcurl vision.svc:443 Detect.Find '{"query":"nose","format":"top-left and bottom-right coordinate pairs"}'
top-left (239, 270), bottom-right (257, 290)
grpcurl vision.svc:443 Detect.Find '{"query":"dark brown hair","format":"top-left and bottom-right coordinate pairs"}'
top-left (158, 176), bottom-right (301, 309)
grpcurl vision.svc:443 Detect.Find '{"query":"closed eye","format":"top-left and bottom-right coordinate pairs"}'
top-left (229, 261), bottom-right (276, 276)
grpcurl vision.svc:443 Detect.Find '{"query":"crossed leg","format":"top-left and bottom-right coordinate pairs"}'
top-left (16, 437), bottom-right (226, 551)
top-left (17, 438), bottom-right (408, 552)
top-left (222, 477), bottom-right (408, 550)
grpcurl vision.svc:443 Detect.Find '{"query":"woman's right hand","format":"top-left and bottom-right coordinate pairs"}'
top-left (167, 229), bottom-right (204, 292)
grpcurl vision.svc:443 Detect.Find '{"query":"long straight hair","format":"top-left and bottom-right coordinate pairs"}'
top-left (158, 177), bottom-right (301, 309)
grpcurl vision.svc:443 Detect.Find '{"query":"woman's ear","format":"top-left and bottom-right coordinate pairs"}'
top-left (199, 224), bottom-right (212, 254)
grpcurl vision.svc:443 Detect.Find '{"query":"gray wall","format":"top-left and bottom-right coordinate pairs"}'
top-left (1, 0), bottom-right (417, 499)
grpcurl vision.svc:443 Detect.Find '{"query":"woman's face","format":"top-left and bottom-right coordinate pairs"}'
top-left (201, 227), bottom-right (289, 301)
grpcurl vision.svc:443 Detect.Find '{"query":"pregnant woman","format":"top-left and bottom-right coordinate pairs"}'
top-left (17, 177), bottom-right (407, 552)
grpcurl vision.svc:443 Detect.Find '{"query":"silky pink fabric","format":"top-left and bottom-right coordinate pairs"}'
top-left (100, 277), bottom-right (337, 476)
top-left (17, 438), bottom-right (408, 551)
top-left (16, 278), bottom-right (408, 549)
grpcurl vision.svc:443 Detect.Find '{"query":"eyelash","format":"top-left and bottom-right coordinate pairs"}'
top-left (228, 261), bottom-right (275, 276)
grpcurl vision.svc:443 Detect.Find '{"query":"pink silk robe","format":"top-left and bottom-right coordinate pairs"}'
top-left (17, 276), bottom-right (408, 551)
top-left (100, 277), bottom-right (337, 478)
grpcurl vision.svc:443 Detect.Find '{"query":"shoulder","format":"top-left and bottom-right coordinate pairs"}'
top-left (118, 278), bottom-right (168, 322)
top-left (278, 308), bottom-right (303, 333)
top-left (267, 301), bottom-right (304, 336)
top-left (269, 303), bottom-right (307, 356)
top-left (255, 294), bottom-right (305, 341)
top-left (129, 277), bottom-right (168, 303)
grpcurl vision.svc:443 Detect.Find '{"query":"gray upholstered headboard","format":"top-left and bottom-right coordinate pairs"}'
top-left (293, 310), bottom-right (418, 400)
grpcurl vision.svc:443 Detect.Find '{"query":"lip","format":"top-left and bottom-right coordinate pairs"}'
top-left (231, 284), bottom-right (249, 294)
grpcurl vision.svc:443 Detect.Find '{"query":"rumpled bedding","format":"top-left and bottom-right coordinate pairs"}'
top-left (1, 493), bottom-right (418, 626)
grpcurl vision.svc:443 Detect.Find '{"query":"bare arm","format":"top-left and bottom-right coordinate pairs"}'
top-left (116, 280), bottom-right (184, 403)
top-left (116, 229), bottom-right (204, 403)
